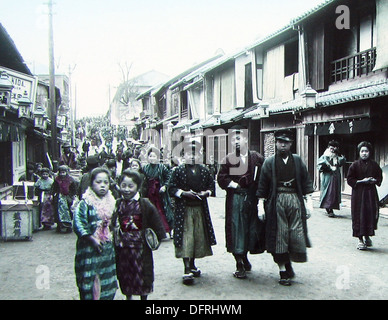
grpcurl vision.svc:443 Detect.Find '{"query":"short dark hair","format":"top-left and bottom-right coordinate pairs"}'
top-left (328, 140), bottom-right (340, 148)
top-left (89, 167), bottom-right (111, 186)
top-left (40, 167), bottom-right (50, 174)
top-left (119, 169), bottom-right (143, 188)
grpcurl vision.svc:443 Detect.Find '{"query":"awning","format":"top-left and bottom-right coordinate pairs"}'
top-left (197, 108), bottom-right (251, 130)
top-left (304, 118), bottom-right (378, 136)
top-left (173, 118), bottom-right (199, 130)
top-left (316, 79), bottom-right (388, 107)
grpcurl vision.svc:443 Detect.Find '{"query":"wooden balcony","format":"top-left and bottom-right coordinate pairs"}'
top-left (331, 47), bottom-right (376, 83)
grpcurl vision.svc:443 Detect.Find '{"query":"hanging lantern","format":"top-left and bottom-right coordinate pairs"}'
top-left (34, 105), bottom-right (47, 129)
top-left (17, 94), bottom-right (32, 118)
top-left (259, 101), bottom-right (270, 118)
top-left (61, 128), bottom-right (70, 141)
top-left (214, 111), bottom-right (221, 125)
top-left (301, 84), bottom-right (318, 109)
top-left (0, 71), bottom-right (14, 110)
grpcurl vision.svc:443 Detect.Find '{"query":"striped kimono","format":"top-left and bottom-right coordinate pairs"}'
top-left (73, 189), bottom-right (117, 300)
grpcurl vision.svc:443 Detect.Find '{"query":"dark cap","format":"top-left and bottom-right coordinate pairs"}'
top-left (275, 130), bottom-right (294, 142)
top-left (106, 159), bottom-right (116, 168)
top-left (86, 155), bottom-right (99, 165)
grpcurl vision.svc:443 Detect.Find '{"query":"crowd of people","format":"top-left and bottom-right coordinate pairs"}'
top-left (19, 116), bottom-right (383, 299)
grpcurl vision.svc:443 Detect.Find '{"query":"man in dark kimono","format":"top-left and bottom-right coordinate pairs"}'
top-left (169, 140), bottom-right (217, 285)
top-left (59, 143), bottom-right (77, 169)
top-left (257, 130), bottom-right (314, 286)
top-left (217, 125), bottom-right (265, 279)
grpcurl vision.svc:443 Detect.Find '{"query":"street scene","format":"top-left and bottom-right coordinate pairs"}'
top-left (1, 0), bottom-right (388, 302)
top-left (0, 189), bottom-right (388, 300)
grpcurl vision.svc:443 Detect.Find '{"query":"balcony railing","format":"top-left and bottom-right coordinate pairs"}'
top-left (180, 107), bottom-right (188, 119)
top-left (331, 47), bottom-right (376, 83)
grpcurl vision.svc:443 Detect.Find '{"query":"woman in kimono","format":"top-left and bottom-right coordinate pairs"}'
top-left (52, 165), bottom-right (77, 233)
top-left (169, 141), bottom-right (217, 285)
top-left (347, 141), bottom-right (383, 250)
top-left (111, 170), bottom-right (166, 300)
top-left (74, 167), bottom-right (117, 300)
top-left (143, 147), bottom-right (173, 236)
top-left (318, 140), bottom-right (346, 217)
top-left (129, 158), bottom-right (147, 197)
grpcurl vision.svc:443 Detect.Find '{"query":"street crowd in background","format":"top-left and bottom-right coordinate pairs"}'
top-left (18, 116), bottom-right (383, 299)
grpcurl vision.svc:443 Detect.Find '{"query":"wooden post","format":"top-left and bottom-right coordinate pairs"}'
top-left (48, 0), bottom-right (58, 159)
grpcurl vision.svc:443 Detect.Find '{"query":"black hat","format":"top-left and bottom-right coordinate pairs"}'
top-left (275, 130), bottom-right (294, 142)
top-left (86, 155), bottom-right (99, 166)
top-left (106, 159), bottom-right (116, 168)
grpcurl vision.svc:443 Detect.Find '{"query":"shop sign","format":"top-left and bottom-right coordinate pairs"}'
top-left (0, 67), bottom-right (37, 109)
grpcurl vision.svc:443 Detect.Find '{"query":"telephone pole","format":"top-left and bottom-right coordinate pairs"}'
top-left (68, 64), bottom-right (76, 147)
top-left (48, 0), bottom-right (58, 160)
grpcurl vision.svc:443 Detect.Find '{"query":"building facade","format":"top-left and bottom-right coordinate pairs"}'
top-left (0, 23), bottom-right (64, 191)
top-left (136, 0), bottom-right (388, 197)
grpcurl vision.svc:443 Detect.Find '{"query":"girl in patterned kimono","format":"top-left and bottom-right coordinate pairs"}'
top-left (34, 167), bottom-right (54, 230)
top-left (52, 165), bottom-right (77, 233)
top-left (74, 167), bottom-right (117, 300)
top-left (142, 147), bottom-right (173, 236)
top-left (111, 170), bottom-right (166, 300)
top-left (169, 141), bottom-right (217, 285)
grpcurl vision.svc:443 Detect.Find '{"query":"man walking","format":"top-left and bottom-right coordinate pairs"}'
top-left (257, 130), bottom-right (314, 286)
top-left (217, 125), bottom-right (265, 279)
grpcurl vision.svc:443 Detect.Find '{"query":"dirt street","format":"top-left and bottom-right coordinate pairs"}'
top-left (1, 188), bottom-right (388, 300)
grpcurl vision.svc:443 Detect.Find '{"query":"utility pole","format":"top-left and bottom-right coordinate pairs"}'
top-left (68, 64), bottom-right (77, 147)
top-left (48, 0), bottom-right (58, 160)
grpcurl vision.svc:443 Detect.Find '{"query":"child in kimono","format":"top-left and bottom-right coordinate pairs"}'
top-left (74, 167), bottom-right (118, 300)
top-left (34, 167), bottom-right (54, 230)
top-left (111, 170), bottom-right (166, 300)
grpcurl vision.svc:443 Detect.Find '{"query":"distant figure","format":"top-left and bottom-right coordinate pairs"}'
top-left (143, 147), bottom-right (174, 236)
top-left (59, 143), bottom-right (77, 169)
top-left (52, 165), bottom-right (77, 233)
top-left (82, 140), bottom-right (90, 157)
top-left (34, 167), bottom-right (54, 230)
top-left (317, 140), bottom-right (346, 217)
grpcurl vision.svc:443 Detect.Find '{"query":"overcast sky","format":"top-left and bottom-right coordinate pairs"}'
top-left (1, 0), bottom-right (326, 118)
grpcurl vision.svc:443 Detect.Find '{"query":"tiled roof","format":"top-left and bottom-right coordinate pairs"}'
top-left (244, 99), bottom-right (304, 118)
top-left (290, 0), bottom-right (337, 25)
top-left (190, 107), bottom-right (254, 130)
top-left (316, 80), bottom-right (388, 107)
top-left (244, 79), bottom-right (388, 118)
